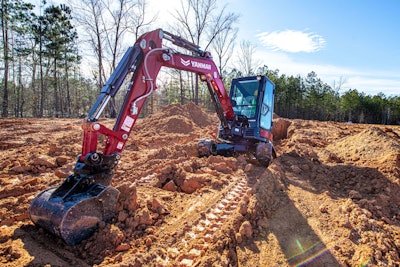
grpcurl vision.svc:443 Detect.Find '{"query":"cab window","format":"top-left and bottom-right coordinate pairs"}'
top-left (231, 80), bottom-right (259, 118)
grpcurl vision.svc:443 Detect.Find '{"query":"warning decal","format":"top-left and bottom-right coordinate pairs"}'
top-left (121, 116), bottom-right (135, 132)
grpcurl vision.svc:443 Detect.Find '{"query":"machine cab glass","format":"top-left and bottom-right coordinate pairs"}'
top-left (230, 79), bottom-right (259, 119)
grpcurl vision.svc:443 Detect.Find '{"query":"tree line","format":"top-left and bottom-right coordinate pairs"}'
top-left (1, 0), bottom-right (399, 125)
top-left (261, 69), bottom-right (400, 125)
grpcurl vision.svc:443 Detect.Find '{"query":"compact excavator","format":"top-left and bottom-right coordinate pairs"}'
top-left (29, 29), bottom-right (275, 245)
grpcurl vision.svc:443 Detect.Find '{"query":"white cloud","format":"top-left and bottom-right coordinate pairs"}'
top-left (257, 30), bottom-right (326, 53)
top-left (343, 76), bottom-right (400, 96)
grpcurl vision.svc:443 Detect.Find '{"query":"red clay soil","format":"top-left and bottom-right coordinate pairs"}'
top-left (0, 102), bottom-right (399, 266)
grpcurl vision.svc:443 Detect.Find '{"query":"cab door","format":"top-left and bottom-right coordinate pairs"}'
top-left (259, 77), bottom-right (275, 132)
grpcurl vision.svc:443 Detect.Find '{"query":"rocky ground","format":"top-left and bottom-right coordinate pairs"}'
top-left (0, 102), bottom-right (399, 266)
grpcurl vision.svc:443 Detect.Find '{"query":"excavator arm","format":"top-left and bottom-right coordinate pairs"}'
top-left (82, 29), bottom-right (233, 159)
top-left (29, 29), bottom-right (235, 245)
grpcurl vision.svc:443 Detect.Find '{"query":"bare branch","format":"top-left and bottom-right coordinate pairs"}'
top-left (235, 40), bottom-right (259, 76)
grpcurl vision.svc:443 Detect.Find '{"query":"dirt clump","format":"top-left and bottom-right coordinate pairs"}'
top-left (272, 117), bottom-right (292, 141)
top-left (0, 104), bottom-right (399, 266)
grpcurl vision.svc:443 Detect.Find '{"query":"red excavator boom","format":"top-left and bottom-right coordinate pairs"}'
top-left (81, 29), bottom-right (234, 159)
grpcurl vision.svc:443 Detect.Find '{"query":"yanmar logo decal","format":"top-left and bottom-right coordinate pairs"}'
top-left (180, 58), bottom-right (212, 70)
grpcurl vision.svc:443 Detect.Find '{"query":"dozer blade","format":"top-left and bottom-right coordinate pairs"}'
top-left (29, 182), bottom-right (119, 246)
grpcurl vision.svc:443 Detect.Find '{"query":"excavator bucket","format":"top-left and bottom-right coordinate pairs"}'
top-left (28, 176), bottom-right (119, 246)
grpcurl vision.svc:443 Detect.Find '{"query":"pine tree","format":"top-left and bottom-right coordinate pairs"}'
top-left (0, 0), bottom-right (34, 117)
top-left (40, 4), bottom-right (78, 117)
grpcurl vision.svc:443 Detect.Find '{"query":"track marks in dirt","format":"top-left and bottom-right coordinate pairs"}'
top-left (169, 176), bottom-right (249, 266)
top-left (114, 171), bottom-right (252, 266)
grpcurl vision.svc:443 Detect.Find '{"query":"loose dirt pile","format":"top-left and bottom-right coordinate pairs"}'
top-left (0, 104), bottom-right (399, 266)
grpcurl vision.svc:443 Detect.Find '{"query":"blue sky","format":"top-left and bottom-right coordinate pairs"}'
top-left (41, 0), bottom-right (399, 96)
top-left (151, 0), bottom-right (400, 96)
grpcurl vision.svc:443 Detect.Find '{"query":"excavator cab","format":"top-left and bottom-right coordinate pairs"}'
top-left (230, 75), bottom-right (274, 135)
top-left (198, 75), bottom-right (275, 165)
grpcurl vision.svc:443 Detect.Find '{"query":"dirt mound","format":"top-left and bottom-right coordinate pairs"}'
top-left (272, 117), bottom-right (291, 141)
top-left (271, 120), bottom-right (400, 266)
top-left (138, 102), bottom-right (218, 134)
top-left (326, 126), bottom-right (400, 181)
top-left (327, 126), bottom-right (400, 161)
